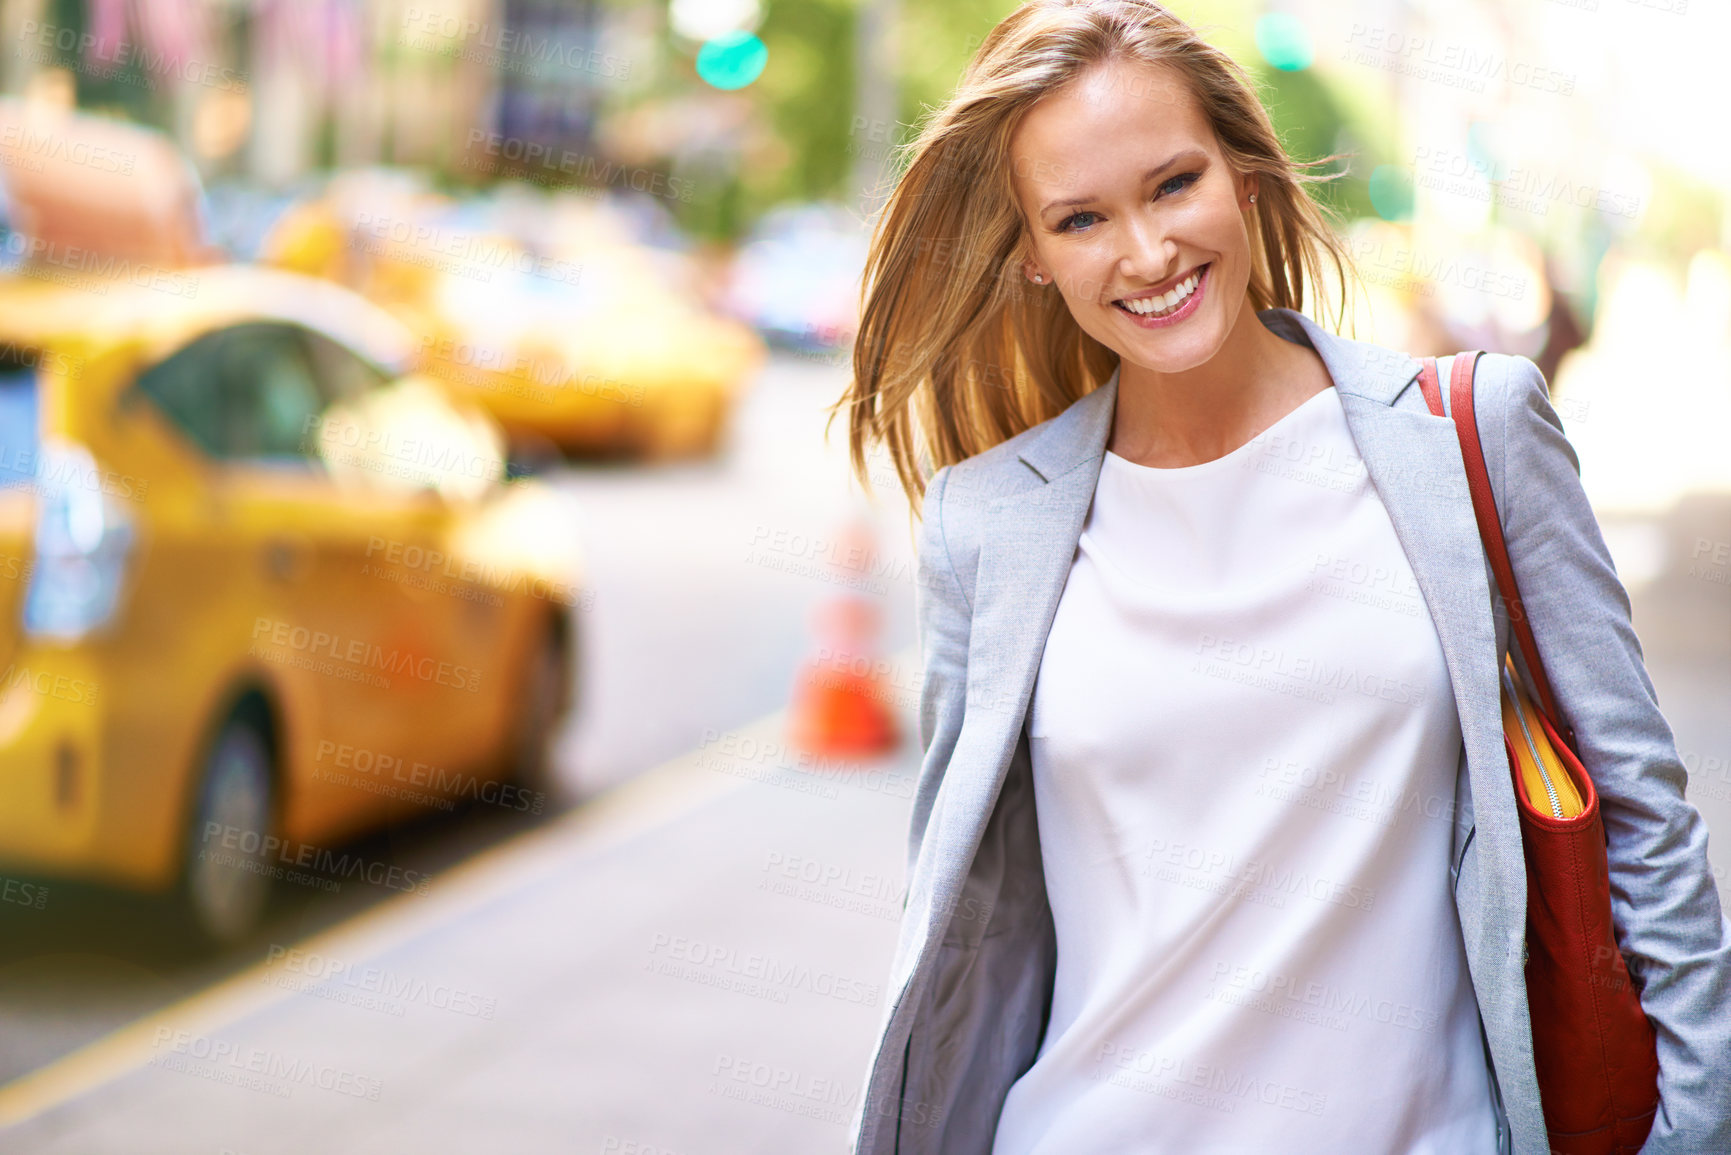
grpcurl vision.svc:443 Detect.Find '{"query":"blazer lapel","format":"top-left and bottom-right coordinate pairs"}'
top-left (925, 379), bottom-right (1115, 854)
top-left (967, 454), bottom-right (1100, 755)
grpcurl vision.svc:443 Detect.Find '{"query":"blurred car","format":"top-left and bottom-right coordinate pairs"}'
top-left (260, 175), bottom-right (767, 460)
top-left (0, 262), bottom-right (580, 944)
top-left (722, 201), bottom-right (867, 353)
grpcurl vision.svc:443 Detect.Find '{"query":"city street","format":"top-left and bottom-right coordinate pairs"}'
top-left (0, 2), bottom-right (1722, 1152)
top-left (0, 352), bottom-right (1727, 1153)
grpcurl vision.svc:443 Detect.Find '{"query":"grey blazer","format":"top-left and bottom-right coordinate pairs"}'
top-left (848, 307), bottom-right (1731, 1154)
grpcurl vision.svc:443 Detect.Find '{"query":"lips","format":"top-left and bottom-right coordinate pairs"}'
top-left (1114, 263), bottom-right (1209, 319)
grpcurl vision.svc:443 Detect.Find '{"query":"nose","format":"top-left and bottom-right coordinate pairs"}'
top-left (1116, 208), bottom-right (1180, 289)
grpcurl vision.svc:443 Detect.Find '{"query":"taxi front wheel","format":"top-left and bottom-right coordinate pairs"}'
top-left (177, 714), bottom-right (277, 947)
top-left (508, 618), bottom-right (572, 805)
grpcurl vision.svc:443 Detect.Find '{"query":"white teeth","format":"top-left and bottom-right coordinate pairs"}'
top-left (1120, 269), bottom-right (1201, 316)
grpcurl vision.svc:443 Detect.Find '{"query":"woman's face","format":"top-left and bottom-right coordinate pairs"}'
top-left (1009, 59), bottom-right (1258, 374)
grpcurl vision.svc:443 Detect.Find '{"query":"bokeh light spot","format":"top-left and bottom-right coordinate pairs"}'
top-left (696, 32), bottom-right (767, 90)
top-left (1368, 165), bottom-right (1415, 221)
top-left (1465, 122), bottom-right (1506, 183)
top-left (1254, 14), bottom-right (1313, 72)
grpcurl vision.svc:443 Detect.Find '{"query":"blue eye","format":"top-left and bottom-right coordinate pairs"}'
top-left (1054, 172), bottom-right (1202, 234)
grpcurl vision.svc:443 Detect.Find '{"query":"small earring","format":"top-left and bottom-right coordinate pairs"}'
top-left (1248, 193), bottom-right (1257, 204)
top-left (1032, 274), bottom-right (1043, 283)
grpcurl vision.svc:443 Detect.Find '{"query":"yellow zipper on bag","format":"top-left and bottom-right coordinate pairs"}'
top-left (1500, 652), bottom-right (1585, 820)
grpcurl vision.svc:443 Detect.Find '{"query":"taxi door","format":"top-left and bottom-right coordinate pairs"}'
top-left (131, 321), bottom-right (453, 844)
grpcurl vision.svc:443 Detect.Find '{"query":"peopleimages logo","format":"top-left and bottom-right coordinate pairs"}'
top-left (0, 231), bottom-right (199, 298)
top-left (301, 414), bottom-right (507, 485)
top-left (1208, 960), bottom-right (1442, 1034)
top-left (401, 9), bottom-right (631, 80)
top-left (313, 739), bottom-right (545, 815)
top-left (0, 662), bottom-right (98, 706)
top-left (264, 945), bottom-right (498, 1019)
top-left (1194, 632), bottom-right (1425, 707)
top-left (1144, 836), bottom-right (1378, 912)
top-left (148, 1029), bottom-right (382, 1100)
top-left (17, 21), bottom-right (249, 92)
top-left (0, 438), bottom-right (150, 501)
top-left (363, 536), bottom-right (584, 609)
top-left (1, 875), bottom-right (48, 909)
top-left (248, 616), bottom-right (482, 693)
top-left (1091, 1040), bottom-right (1329, 1116)
top-left (198, 822), bottom-right (432, 896)
top-left (0, 121), bottom-right (133, 173)
top-left (462, 130), bottom-right (692, 201)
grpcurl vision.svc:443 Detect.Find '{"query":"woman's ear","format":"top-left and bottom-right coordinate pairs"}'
top-left (1012, 229), bottom-right (1043, 285)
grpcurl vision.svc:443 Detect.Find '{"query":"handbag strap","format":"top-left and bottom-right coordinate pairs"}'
top-left (1416, 353), bottom-right (1578, 752)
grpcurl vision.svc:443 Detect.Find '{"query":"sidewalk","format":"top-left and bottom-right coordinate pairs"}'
top-left (0, 703), bottom-right (919, 1154)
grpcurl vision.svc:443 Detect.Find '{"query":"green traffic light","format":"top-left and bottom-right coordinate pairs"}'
top-left (697, 32), bottom-right (767, 90)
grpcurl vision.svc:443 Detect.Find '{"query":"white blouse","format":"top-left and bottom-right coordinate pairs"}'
top-left (991, 384), bottom-right (1499, 1154)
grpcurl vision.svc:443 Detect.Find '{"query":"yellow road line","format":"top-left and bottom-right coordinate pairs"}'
top-left (0, 710), bottom-right (776, 1130)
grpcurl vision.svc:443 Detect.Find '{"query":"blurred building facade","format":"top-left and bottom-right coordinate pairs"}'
top-left (0, 0), bottom-right (641, 184)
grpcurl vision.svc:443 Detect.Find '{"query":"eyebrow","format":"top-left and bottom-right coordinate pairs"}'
top-left (1037, 149), bottom-right (1208, 218)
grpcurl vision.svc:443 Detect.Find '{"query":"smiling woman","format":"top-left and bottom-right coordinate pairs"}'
top-left (832, 3), bottom-right (1731, 1155)
top-left (1005, 57), bottom-right (1347, 467)
top-left (833, 0), bottom-right (1357, 501)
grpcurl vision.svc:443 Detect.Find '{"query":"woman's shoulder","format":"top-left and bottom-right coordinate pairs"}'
top-left (1449, 351), bottom-right (1568, 467)
top-left (1421, 349), bottom-right (1549, 419)
top-left (1461, 350), bottom-right (1547, 407)
top-left (1409, 349), bottom-right (1560, 475)
top-left (1428, 350), bottom-right (1586, 548)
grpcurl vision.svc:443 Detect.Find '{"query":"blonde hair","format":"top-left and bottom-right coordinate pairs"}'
top-left (832, 0), bottom-right (1358, 512)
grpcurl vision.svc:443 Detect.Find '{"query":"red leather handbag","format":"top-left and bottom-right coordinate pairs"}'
top-left (1417, 353), bottom-right (1659, 1155)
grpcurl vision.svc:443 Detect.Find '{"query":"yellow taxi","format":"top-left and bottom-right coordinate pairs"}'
top-left (260, 181), bottom-right (767, 460)
top-left (0, 262), bottom-right (581, 944)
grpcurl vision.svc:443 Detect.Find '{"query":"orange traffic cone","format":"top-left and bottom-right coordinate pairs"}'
top-left (788, 516), bottom-right (901, 759)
